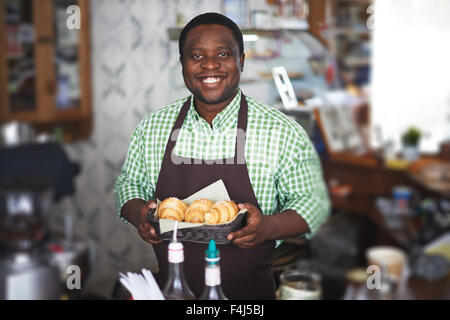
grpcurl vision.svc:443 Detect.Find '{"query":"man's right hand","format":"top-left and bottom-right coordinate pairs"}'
top-left (136, 200), bottom-right (162, 244)
top-left (121, 199), bottom-right (162, 244)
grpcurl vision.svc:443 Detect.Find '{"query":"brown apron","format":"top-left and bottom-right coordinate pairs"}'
top-left (153, 93), bottom-right (276, 300)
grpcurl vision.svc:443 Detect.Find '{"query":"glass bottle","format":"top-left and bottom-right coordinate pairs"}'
top-left (162, 221), bottom-right (195, 300)
top-left (199, 239), bottom-right (228, 300)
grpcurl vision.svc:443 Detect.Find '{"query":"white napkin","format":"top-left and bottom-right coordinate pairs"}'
top-left (119, 269), bottom-right (165, 300)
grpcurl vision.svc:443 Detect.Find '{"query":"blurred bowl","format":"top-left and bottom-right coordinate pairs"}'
top-left (366, 246), bottom-right (406, 283)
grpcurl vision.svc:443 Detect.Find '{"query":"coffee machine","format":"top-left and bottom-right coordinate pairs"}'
top-left (0, 178), bottom-right (63, 300)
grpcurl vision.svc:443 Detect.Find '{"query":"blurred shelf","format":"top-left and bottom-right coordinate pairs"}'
top-left (335, 27), bottom-right (371, 36)
top-left (339, 0), bottom-right (372, 6)
top-left (260, 71), bottom-right (304, 79)
top-left (240, 26), bottom-right (309, 35)
top-left (241, 71), bottom-right (304, 84)
top-left (274, 237), bottom-right (309, 271)
top-left (167, 26), bottom-right (309, 41)
top-left (6, 53), bottom-right (25, 60)
top-left (342, 57), bottom-right (371, 67)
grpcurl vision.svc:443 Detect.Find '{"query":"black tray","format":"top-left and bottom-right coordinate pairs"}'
top-left (146, 208), bottom-right (246, 244)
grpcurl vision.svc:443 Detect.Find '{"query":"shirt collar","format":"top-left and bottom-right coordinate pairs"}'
top-left (186, 89), bottom-right (241, 132)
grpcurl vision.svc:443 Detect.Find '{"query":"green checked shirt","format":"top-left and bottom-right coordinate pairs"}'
top-left (114, 90), bottom-right (330, 243)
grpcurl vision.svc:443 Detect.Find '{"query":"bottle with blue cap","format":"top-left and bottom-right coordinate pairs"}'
top-left (199, 239), bottom-right (228, 300)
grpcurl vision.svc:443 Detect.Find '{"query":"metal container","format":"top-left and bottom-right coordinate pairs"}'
top-left (0, 178), bottom-right (53, 252)
top-left (0, 177), bottom-right (60, 300)
top-left (0, 251), bottom-right (62, 300)
top-left (0, 121), bottom-right (35, 147)
top-left (45, 239), bottom-right (94, 293)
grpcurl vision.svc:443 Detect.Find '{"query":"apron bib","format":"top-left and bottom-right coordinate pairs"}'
top-left (153, 93), bottom-right (276, 300)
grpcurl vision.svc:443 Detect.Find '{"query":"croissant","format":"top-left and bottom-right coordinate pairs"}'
top-left (205, 200), bottom-right (239, 225)
top-left (158, 197), bottom-right (187, 221)
top-left (185, 199), bottom-right (214, 223)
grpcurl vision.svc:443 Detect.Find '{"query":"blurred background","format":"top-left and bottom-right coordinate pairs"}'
top-left (0, 0), bottom-right (449, 300)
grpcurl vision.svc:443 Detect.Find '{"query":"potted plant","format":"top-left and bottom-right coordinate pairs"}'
top-left (401, 127), bottom-right (421, 161)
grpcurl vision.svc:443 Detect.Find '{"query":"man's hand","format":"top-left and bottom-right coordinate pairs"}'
top-left (227, 202), bottom-right (270, 249)
top-left (136, 200), bottom-right (163, 244)
top-left (122, 199), bottom-right (162, 245)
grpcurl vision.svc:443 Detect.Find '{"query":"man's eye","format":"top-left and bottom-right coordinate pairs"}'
top-left (192, 54), bottom-right (202, 60)
top-left (218, 52), bottom-right (230, 57)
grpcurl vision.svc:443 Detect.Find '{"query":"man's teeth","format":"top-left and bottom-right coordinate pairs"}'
top-left (202, 77), bottom-right (221, 84)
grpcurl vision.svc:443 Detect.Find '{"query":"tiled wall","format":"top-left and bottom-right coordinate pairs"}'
top-left (53, 0), bottom-right (223, 298)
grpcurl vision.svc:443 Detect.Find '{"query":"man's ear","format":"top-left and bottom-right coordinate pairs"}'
top-left (240, 53), bottom-right (245, 72)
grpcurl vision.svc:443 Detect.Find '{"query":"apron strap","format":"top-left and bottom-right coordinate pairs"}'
top-left (161, 97), bottom-right (191, 165)
top-left (163, 92), bottom-right (248, 165)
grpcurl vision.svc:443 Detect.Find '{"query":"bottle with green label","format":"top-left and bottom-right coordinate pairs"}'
top-left (199, 239), bottom-right (228, 300)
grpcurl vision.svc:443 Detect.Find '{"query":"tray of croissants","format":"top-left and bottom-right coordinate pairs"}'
top-left (146, 197), bottom-right (247, 244)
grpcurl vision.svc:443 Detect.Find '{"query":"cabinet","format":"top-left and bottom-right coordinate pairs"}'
top-left (309, 0), bottom-right (372, 86)
top-left (0, 0), bottom-right (91, 141)
top-left (335, 0), bottom-right (372, 85)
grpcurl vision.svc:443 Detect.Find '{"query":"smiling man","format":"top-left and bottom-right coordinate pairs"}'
top-left (114, 13), bottom-right (330, 300)
top-left (180, 23), bottom-right (244, 124)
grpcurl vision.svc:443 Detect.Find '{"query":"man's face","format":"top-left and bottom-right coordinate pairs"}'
top-left (180, 24), bottom-right (245, 106)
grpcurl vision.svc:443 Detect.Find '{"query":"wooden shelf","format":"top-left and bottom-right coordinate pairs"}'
top-left (322, 158), bottom-right (429, 251)
top-left (0, 0), bottom-right (92, 142)
top-left (329, 152), bottom-right (379, 167)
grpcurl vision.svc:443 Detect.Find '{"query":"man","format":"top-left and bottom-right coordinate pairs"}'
top-left (114, 12), bottom-right (330, 300)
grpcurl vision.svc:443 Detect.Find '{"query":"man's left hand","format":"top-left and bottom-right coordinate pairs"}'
top-left (227, 202), bottom-right (270, 249)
